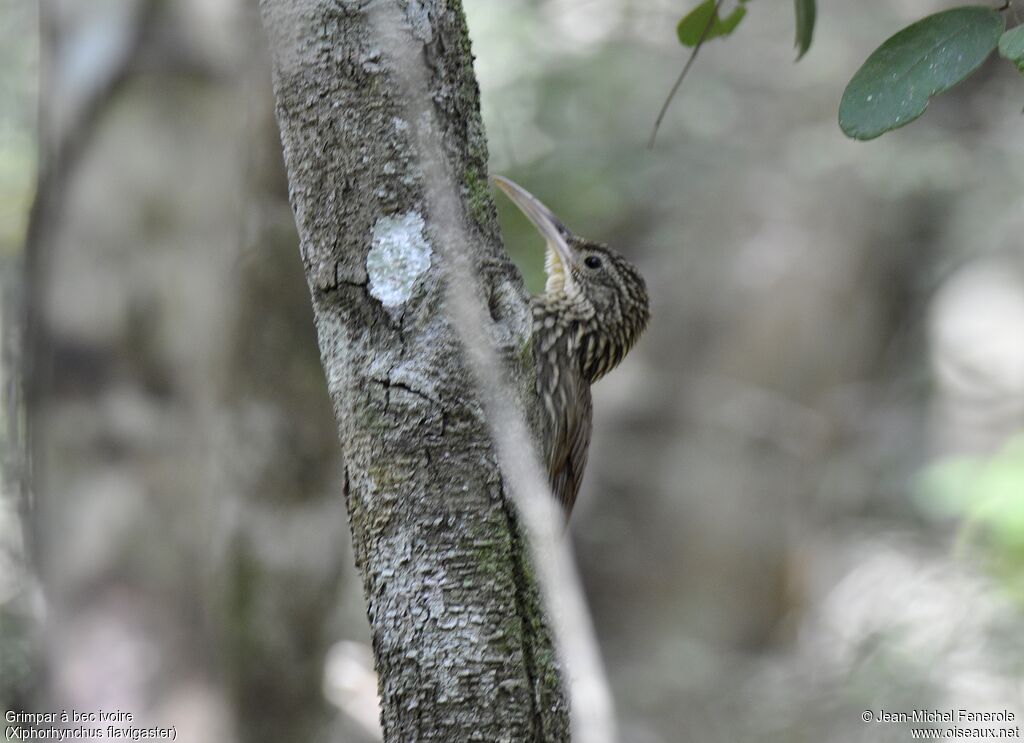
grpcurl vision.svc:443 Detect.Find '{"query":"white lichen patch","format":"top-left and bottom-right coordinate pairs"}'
top-left (367, 211), bottom-right (432, 307)
top-left (405, 0), bottom-right (434, 42)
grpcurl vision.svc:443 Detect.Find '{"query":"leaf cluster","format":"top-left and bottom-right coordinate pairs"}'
top-left (654, 1), bottom-right (1024, 144)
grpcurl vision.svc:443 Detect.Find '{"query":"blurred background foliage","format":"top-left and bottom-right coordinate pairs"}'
top-left (0, 0), bottom-right (35, 254)
top-left (918, 434), bottom-right (1024, 600)
top-left (2, 0), bottom-right (1024, 742)
top-left (1, 0), bottom-right (37, 713)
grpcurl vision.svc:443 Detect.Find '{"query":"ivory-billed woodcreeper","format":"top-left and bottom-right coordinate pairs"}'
top-left (493, 176), bottom-right (650, 518)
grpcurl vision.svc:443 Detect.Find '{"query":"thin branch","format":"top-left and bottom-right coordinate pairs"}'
top-left (647, 0), bottom-right (725, 149)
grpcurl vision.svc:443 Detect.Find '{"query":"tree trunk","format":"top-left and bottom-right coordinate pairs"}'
top-left (259, 0), bottom-right (570, 740)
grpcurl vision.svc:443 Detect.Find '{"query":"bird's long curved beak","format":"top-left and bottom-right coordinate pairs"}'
top-left (492, 175), bottom-right (576, 292)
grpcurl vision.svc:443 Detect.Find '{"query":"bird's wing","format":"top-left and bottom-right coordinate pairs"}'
top-left (549, 382), bottom-right (592, 519)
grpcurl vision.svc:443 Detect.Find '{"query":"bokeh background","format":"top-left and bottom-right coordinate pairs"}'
top-left (3, 1), bottom-right (1024, 741)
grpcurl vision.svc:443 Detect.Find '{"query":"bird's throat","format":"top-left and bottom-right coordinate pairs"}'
top-left (544, 241), bottom-right (568, 295)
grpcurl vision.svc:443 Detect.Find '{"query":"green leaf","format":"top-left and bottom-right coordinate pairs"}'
top-left (839, 6), bottom-right (1005, 141)
top-left (999, 25), bottom-right (1024, 73)
top-left (917, 435), bottom-right (1024, 557)
top-left (677, 0), bottom-right (747, 48)
top-left (794, 0), bottom-right (816, 60)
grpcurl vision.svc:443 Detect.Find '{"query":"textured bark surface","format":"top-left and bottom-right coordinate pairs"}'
top-left (260, 0), bottom-right (570, 740)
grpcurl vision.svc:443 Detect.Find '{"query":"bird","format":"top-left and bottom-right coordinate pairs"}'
top-left (493, 175), bottom-right (650, 519)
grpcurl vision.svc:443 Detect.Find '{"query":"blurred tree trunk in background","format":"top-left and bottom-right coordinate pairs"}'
top-left (260, 0), bottom-right (569, 739)
top-left (217, 29), bottom-right (365, 743)
top-left (23, 1), bottom-right (370, 740)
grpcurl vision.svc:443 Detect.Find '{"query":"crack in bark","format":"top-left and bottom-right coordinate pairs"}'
top-left (372, 375), bottom-right (439, 413)
top-left (335, 260), bottom-right (370, 293)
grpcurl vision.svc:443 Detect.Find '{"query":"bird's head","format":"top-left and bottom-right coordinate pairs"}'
top-left (493, 175), bottom-right (650, 380)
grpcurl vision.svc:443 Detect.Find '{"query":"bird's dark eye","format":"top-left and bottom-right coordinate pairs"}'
top-left (584, 255), bottom-right (602, 269)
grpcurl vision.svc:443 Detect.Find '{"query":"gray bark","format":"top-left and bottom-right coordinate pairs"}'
top-left (259, 0), bottom-right (570, 740)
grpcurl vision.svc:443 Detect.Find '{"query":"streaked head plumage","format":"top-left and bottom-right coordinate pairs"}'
top-left (492, 175), bottom-right (650, 381)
